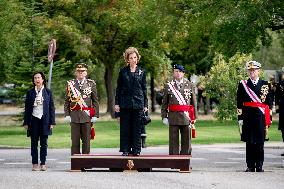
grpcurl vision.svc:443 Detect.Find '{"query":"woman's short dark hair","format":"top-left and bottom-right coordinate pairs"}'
top-left (32, 72), bottom-right (47, 86)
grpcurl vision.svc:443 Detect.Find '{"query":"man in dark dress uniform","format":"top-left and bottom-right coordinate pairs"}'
top-left (237, 60), bottom-right (272, 172)
top-left (64, 63), bottom-right (99, 155)
top-left (275, 67), bottom-right (284, 156)
top-left (161, 64), bottom-right (197, 155)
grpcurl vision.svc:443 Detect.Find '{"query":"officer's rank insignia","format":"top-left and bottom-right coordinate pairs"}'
top-left (138, 70), bottom-right (142, 75)
top-left (260, 85), bottom-right (269, 102)
top-left (83, 87), bottom-right (92, 97)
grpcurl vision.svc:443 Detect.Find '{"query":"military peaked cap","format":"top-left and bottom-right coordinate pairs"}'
top-left (246, 60), bottom-right (261, 70)
top-left (75, 63), bottom-right (88, 71)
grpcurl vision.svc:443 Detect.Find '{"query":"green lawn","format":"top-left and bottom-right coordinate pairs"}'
top-left (0, 120), bottom-right (282, 148)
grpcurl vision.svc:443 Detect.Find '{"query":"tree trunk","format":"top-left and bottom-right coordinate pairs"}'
top-left (104, 64), bottom-right (115, 118)
top-left (150, 74), bottom-right (155, 112)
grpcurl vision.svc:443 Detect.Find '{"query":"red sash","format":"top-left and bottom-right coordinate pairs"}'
top-left (243, 102), bottom-right (271, 127)
top-left (72, 105), bottom-right (95, 118)
top-left (168, 104), bottom-right (195, 121)
top-left (91, 127), bottom-right (95, 140)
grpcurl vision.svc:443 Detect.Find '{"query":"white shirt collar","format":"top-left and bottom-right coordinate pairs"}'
top-left (35, 85), bottom-right (44, 94)
top-left (175, 79), bottom-right (184, 85)
top-left (77, 78), bottom-right (85, 85)
top-left (250, 77), bottom-right (259, 85)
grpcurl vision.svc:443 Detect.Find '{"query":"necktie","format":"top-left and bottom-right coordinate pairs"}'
top-left (79, 81), bottom-right (83, 90)
top-left (177, 83), bottom-right (181, 90)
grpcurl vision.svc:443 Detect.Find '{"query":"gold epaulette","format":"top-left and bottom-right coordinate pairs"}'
top-left (87, 79), bottom-right (96, 84)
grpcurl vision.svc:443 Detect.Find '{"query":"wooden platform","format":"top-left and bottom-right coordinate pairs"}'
top-left (71, 154), bottom-right (191, 173)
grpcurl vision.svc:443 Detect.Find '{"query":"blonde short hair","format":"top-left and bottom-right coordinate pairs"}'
top-left (123, 47), bottom-right (141, 64)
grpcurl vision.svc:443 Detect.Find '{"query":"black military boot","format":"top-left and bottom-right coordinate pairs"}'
top-left (141, 136), bottom-right (146, 148)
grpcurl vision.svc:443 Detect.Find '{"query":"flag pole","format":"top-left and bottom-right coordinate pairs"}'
top-left (48, 59), bottom-right (53, 89)
top-left (47, 39), bottom-right (56, 89)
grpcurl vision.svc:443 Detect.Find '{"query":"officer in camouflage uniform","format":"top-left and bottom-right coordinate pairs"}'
top-left (64, 63), bottom-right (99, 155)
top-left (275, 67), bottom-right (284, 156)
top-left (237, 61), bottom-right (272, 172)
top-left (161, 64), bottom-right (197, 155)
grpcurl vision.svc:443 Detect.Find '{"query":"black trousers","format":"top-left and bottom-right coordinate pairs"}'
top-left (141, 124), bottom-right (146, 137)
top-left (281, 130), bottom-right (284, 142)
top-left (120, 108), bottom-right (143, 154)
top-left (30, 116), bottom-right (48, 165)
top-left (246, 142), bottom-right (264, 168)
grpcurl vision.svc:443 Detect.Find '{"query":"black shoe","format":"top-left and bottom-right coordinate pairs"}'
top-left (256, 167), bottom-right (264, 172)
top-left (245, 168), bottom-right (255, 172)
top-left (133, 153), bottom-right (140, 156)
top-left (122, 152), bottom-right (129, 156)
top-left (281, 153), bottom-right (284, 156)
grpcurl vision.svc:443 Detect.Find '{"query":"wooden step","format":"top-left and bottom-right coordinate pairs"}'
top-left (71, 154), bottom-right (191, 173)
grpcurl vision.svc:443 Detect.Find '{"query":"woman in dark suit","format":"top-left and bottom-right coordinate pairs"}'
top-left (115, 47), bottom-right (148, 156)
top-left (23, 72), bottom-right (55, 171)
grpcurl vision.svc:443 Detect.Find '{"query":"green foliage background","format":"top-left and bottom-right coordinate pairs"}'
top-left (201, 53), bottom-right (251, 120)
top-left (0, 0), bottom-right (283, 119)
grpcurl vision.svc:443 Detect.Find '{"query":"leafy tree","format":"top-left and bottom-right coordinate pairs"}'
top-left (0, 0), bottom-right (47, 104)
top-left (30, 0), bottom-right (174, 116)
top-left (161, 0), bottom-right (284, 72)
top-left (253, 31), bottom-right (284, 70)
top-left (201, 53), bottom-right (251, 120)
top-left (179, 0), bottom-right (284, 57)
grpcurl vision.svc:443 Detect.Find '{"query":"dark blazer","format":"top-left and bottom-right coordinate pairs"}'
top-left (115, 65), bottom-right (148, 109)
top-left (237, 79), bottom-right (272, 143)
top-left (23, 87), bottom-right (56, 135)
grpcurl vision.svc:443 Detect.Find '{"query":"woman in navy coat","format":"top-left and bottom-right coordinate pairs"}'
top-left (23, 72), bottom-right (55, 171)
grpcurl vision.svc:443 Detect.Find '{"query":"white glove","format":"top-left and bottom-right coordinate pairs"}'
top-left (162, 118), bottom-right (169, 126)
top-left (64, 116), bottom-right (71, 123)
top-left (238, 120), bottom-right (243, 135)
top-left (91, 117), bottom-right (97, 123)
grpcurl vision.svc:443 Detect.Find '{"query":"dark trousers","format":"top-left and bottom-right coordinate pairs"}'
top-left (120, 108), bottom-right (143, 154)
top-left (246, 142), bottom-right (264, 168)
top-left (169, 125), bottom-right (191, 155)
top-left (30, 116), bottom-right (48, 165)
top-left (281, 130), bottom-right (284, 142)
top-left (70, 122), bottom-right (91, 155)
top-left (141, 125), bottom-right (147, 148)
